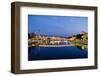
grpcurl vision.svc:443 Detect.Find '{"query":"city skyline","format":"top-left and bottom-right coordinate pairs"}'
top-left (28, 15), bottom-right (88, 37)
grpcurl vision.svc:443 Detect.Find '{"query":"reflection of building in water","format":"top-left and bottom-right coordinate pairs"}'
top-left (50, 40), bottom-right (71, 45)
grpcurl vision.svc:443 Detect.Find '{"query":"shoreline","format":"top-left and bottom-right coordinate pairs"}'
top-left (30, 44), bottom-right (74, 47)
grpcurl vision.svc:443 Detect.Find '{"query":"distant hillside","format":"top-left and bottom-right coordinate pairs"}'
top-left (67, 31), bottom-right (88, 49)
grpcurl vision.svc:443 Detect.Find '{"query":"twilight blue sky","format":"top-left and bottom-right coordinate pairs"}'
top-left (28, 15), bottom-right (88, 37)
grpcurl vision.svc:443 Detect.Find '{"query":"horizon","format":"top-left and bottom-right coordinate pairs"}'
top-left (28, 31), bottom-right (88, 38)
top-left (28, 15), bottom-right (88, 37)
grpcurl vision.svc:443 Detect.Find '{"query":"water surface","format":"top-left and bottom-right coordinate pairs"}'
top-left (28, 46), bottom-right (88, 61)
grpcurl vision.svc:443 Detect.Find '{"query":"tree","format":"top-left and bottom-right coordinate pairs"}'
top-left (47, 38), bottom-right (51, 44)
top-left (28, 33), bottom-right (36, 39)
top-left (75, 34), bottom-right (83, 39)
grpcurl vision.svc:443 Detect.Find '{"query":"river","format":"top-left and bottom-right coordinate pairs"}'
top-left (28, 46), bottom-right (88, 61)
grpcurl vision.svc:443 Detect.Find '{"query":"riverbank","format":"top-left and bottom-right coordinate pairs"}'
top-left (31, 44), bottom-right (74, 47)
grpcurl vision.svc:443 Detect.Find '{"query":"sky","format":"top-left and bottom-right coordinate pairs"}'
top-left (28, 15), bottom-right (88, 37)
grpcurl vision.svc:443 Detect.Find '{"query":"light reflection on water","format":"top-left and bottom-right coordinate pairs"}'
top-left (28, 46), bottom-right (88, 61)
